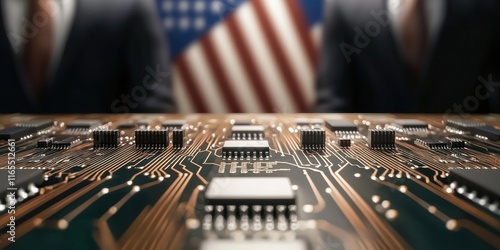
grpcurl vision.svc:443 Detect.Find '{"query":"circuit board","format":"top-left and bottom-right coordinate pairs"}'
top-left (0, 114), bottom-right (499, 250)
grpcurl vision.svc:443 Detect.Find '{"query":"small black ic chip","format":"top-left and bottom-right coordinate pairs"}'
top-left (0, 127), bottom-right (35, 140)
top-left (162, 120), bottom-right (186, 130)
top-left (301, 128), bottom-right (325, 150)
top-left (326, 120), bottom-right (358, 132)
top-left (446, 119), bottom-right (485, 132)
top-left (295, 118), bottom-right (310, 126)
top-left (135, 130), bottom-right (169, 149)
top-left (52, 136), bottom-right (82, 149)
top-left (172, 129), bottom-right (184, 149)
top-left (368, 129), bottom-right (395, 149)
top-left (472, 126), bottom-right (500, 141)
top-left (93, 130), bottom-right (120, 148)
top-left (447, 138), bottom-right (466, 149)
top-left (1, 169), bottom-right (45, 203)
top-left (392, 119), bottom-right (428, 129)
top-left (310, 119), bottom-right (324, 126)
top-left (66, 119), bottom-right (101, 130)
top-left (232, 119), bottom-right (252, 125)
top-left (416, 138), bottom-right (448, 150)
top-left (449, 169), bottom-right (500, 203)
top-left (117, 122), bottom-right (137, 129)
top-left (17, 119), bottom-right (54, 131)
top-left (296, 118), bottom-right (324, 126)
top-left (37, 138), bottom-right (54, 148)
top-left (338, 138), bottom-right (351, 148)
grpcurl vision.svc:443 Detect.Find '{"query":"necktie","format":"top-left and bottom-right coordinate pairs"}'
top-left (400, 0), bottom-right (427, 79)
top-left (23, 0), bottom-right (54, 101)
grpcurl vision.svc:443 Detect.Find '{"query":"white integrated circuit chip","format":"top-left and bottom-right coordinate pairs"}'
top-left (205, 177), bottom-right (295, 205)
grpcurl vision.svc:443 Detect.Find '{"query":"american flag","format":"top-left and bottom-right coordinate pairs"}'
top-left (156, 0), bottom-right (324, 113)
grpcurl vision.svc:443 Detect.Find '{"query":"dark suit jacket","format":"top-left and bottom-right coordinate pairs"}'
top-left (0, 0), bottom-right (176, 113)
top-left (315, 0), bottom-right (500, 113)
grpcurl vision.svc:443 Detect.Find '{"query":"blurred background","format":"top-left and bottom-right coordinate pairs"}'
top-left (155, 0), bottom-right (324, 113)
top-left (2, 0), bottom-right (498, 114)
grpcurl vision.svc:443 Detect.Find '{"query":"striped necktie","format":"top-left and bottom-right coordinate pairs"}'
top-left (23, 0), bottom-right (54, 101)
top-left (400, 0), bottom-right (427, 79)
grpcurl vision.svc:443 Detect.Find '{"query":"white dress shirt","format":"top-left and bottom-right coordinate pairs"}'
top-left (1, 0), bottom-right (76, 73)
top-left (387, 0), bottom-right (446, 55)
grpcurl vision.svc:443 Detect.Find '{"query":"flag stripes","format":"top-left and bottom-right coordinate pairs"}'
top-left (168, 0), bottom-right (321, 113)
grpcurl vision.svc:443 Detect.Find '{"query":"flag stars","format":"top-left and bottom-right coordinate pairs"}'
top-left (163, 16), bottom-right (206, 31)
top-left (177, 0), bottom-right (190, 13)
top-left (161, 0), bottom-right (228, 31)
top-left (194, 17), bottom-right (206, 30)
top-left (178, 16), bottom-right (190, 30)
top-left (211, 0), bottom-right (223, 14)
top-left (163, 17), bottom-right (175, 30)
top-left (162, 0), bottom-right (174, 12)
top-left (194, 1), bottom-right (206, 13)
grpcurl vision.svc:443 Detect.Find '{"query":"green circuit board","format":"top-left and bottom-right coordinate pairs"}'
top-left (0, 114), bottom-right (499, 250)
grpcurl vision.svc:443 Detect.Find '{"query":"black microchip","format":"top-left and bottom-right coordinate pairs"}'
top-left (392, 119), bottom-right (428, 129)
top-left (0, 127), bottom-right (35, 140)
top-left (172, 129), bottom-right (184, 150)
top-left (162, 120), bottom-right (186, 130)
top-left (135, 130), bottom-right (169, 149)
top-left (17, 119), bottom-right (54, 131)
top-left (325, 120), bottom-right (357, 132)
top-left (338, 138), bottom-right (351, 148)
top-left (295, 118), bottom-right (324, 126)
top-left (368, 129), bottom-right (395, 149)
top-left (449, 169), bottom-right (500, 202)
top-left (52, 136), bottom-right (82, 149)
top-left (117, 122), bottom-right (136, 129)
top-left (0, 169), bottom-right (45, 202)
top-left (231, 125), bottom-right (264, 140)
top-left (472, 126), bottom-right (500, 141)
top-left (222, 140), bottom-right (270, 158)
top-left (301, 128), bottom-right (325, 150)
top-left (295, 118), bottom-right (310, 126)
top-left (232, 119), bottom-right (252, 125)
top-left (37, 138), bottom-right (54, 148)
top-left (310, 119), bottom-right (324, 126)
top-left (446, 119), bottom-right (485, 132)
top-left (416, 138), bottom-right (448, 150)
top-left (66, 119), bottom-right (101, 130)
top-left (93, 130), bottom-right (120, 149)
top-left (447, 138), bottom-right (466, 149)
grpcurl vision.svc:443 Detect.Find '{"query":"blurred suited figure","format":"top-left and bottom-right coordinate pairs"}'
top-left (315, 0), bottom-right (500, 113)
top-left (0, 0), bottom-right (176, 113)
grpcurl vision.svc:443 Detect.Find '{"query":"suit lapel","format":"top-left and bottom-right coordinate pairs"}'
top-left (0, 2), bottom-right (37, 109)
top-left (380, 0), bottom-right (414, 86)
top-left (419, 0), bottom-right (475, 92)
